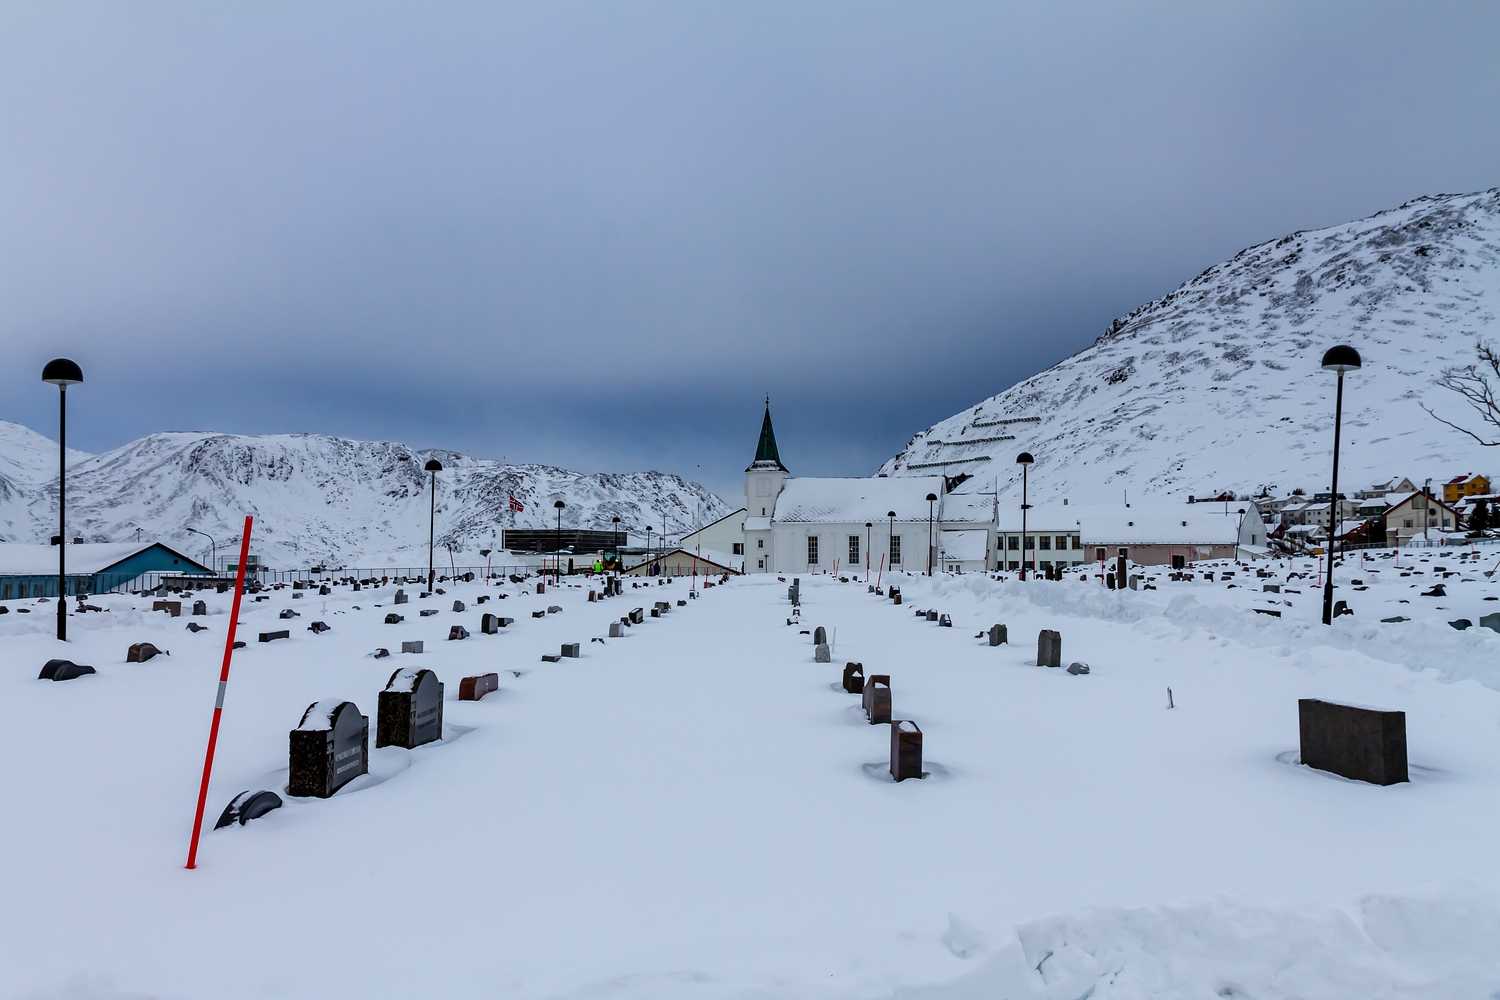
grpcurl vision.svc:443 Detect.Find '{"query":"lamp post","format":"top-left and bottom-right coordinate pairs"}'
top-left (185, 527), bottom-right (217, 576)
top-left (1016, 452), bottom-right (1034, 581)
top-left (864, 522), bottom-right (872, 582)
top-left (612, 516), bottom-right (621, 566)
top-left (554, 500), bottom-right (565, 584)
top-left (424, 459), bottom-right (442, 591)
top-left (1236, 508), bottom-right (1247, 563)
top-left (42, 359), bottom-right (82, 639)
top-left (887, 510), bottom-right (896, 570)
top-left (646, 525), bottom-right (653, 574)
top-left (1320, 345), bottom-right (1360, 624)
top-left (925, 493), bottom-right (937, 576)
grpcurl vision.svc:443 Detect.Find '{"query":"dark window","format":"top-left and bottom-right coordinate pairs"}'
top-left (1039, 536), bottom-right (1052, 550)
top-left (732, 543), bottom-right (744, 555)
top-left (890, 535), bottom-right (902, 564)
top-left (1096, 548), bottom-right (1106, 561)
top-left (807, 536), bottom-right (819, 565)
top-left (849, 535), bottom-right (860, 563)
top-left (1072, 536), bottom-right (1082, 549)
top-left (1008, 536), bottom-right (1020, 550)
top-left (1007, 560), bottom-right (1019, 570)
top-left (1025, 536), bottom-right (1035, 549)
top-left (1057, 536), bottom-right (1069, 550)
top-left (757, 539), bottom-right (764, 549)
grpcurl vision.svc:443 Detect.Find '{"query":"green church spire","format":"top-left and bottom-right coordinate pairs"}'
top-left (747, 398), bottom-right (787, 473)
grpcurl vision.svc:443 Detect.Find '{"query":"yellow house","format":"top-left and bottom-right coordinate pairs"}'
top-left (1443, 474), bottom-right (1490, 504)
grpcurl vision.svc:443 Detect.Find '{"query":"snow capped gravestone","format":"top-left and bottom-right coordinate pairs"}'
top-left (38, 658), bottom-right (94, 681)
top-left (863, 675), bottom-right (892, 725)
top-left (214, 789), bottom-right (282, 829)
top-left (1037, 630), bottom-right (1062, 668)
top-left (448, 625), bottom-right (469, 640)
top-left (926, 610), bottom-right (938, 623)
top-left (288, 700), bottom-right (368, 798)
top-left (308, 621), bottom-right (331, 633)
top-left (377, 668), bottom-right (444, 749)
top-left (153, 600), bottom-right (182, 617)
top-left (192, 600), bottom-right (207, 616)
top-left (789, 578), bottom-right (800, 605)
top-left (938, 614), bottom-right (952, 628)
top-left (394, 590), bottom-right (408, 605)
top-left (988, 624), bottom-right (1007, 647)
top-left (127, 642), bottom-right (165, 663)
top-left (419, 609), bottom-right (439, 617)
top-left (890, 720), bottom-right (923, 781)
top-left (459, 673), bottom-right (499, 701)
top-left (1298, 698), bottom-right (1408, 786)
top-left (843, 662), bottom-right (865, 694)
top-left (481, 613), bottom-right (501, 634)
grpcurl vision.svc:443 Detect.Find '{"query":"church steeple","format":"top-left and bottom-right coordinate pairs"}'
top-left (747, 398), bottom-right (787, 473)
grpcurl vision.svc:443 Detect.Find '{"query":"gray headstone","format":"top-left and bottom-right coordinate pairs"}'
top-left (192, 600), bottom-right (207, 616)
top-left (1067, 662), bottom-right (1090, 675)
top-left (561, 642), bottom-right (580, 658)
top-left (1480, 613), bottom-right (1500, 633)
top-left (419, 608), bottom-right (439, 617)
top-left (609, 622), bottom-right (624, 638)
top-left (988, 624), bottom-right (1007, 646)
top-left (385, 613), bottom-right (403, 624)
top-left (401, 640), bottom-right (423, 654)
top-left (1037, 629), bottom-right (1061, 668)
top-left (452, 600), bottom-right (465, 613)
top-left (814, 642), bottom-right (831, 662)
top-left (448, 625), bottom-right (470, 640)
top-left (1298, 698), bottom-right (1407, 785)
top-left (394, 590), bottom-right (408, 604)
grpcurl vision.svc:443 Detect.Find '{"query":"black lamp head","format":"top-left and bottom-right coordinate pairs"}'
top-left (865, 522), bottom-right (872, 528)
top-left (424, 459), bottom-right (443, 472)
top-left (926, 493), bottom-right (938, 502)
top-left (1321, 345), bottom-right (1361, 373)
top-left (42, 358), bottom-right (83, 387)
top-left (554, 500), bottom-right (565, 509)
top-left (887, 510), bottom-right (896, 518)
top-left (1016, 451), bottom-right (1034, 465)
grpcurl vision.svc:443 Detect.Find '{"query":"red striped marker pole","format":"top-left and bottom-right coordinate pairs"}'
top-left (185, 516), bottom-right (254, 870)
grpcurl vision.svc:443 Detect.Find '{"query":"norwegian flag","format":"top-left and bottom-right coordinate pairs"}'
top-left (508, 495), bottom-right (524, 512)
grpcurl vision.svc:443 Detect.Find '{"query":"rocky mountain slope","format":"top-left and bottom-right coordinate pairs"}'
top-left (0, 425), bottom-right (729, 568)
top-left (883, 188), bottom-right (1500, 502)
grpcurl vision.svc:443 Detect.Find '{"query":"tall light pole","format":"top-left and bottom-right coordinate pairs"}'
top-left (925, 493), bottom-right (938, 576)
top-left (185, 527), bottom-right (217, 575)
top-left (887, 510), bottom-right (896, 571)
top-left (612, 515), bottom-right (621, 567)
top-left (1320, 345), bottom-right (1361, 625)
top-left (424, 459), bottom-right (442, 591)
top-left (1016, 452), bottom-right (1034, 581)
top-left (1236, 507), bottom-right (1247, 563)
top-left (864, 522), bottom-right (872, 582)
top-left (646, 525), bottom-right (653, 574)
top-left (43, 359), bottom-right (82, 639)
top-left (554, 500), bottom-right (565, 584)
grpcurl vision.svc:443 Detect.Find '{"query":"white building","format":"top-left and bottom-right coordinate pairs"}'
top-left (740, 405), bottom-right (995, 574)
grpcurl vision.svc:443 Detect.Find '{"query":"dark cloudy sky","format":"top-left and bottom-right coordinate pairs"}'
top-left (2, 2), bottom-right (1497, 499)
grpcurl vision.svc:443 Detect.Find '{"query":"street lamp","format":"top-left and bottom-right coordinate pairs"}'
top-left (864, 522), bottom-right (872, 582)
top-left (424, 459), bottom-right (442, 591)
top-left (554, 500), bottom-right (565, 584)
top-left (612, 516), bottom-right (621, 563)
top-left (185, 527), bottom-right (217, 576)
top-left (1320, 345), bottom-right (1361, 625)
top-left (925, 493), bottom-right (938, 576)
top-left (646, 525), bottom-right (653, 574)
top-left (42, 358), bottom-right (82, 640)
top-left (1016, 452), bottom-right (1034, 581)
top-left (887, 510), bottom-right (896, 571)
top-left (1236, 508), bottom-right (1247, 563)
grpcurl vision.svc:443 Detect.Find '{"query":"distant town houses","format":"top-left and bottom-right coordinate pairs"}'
top-left (1252, 473), bottom-right (1483, 553)
top-left (1443, 474), bottom-right (1491, 504)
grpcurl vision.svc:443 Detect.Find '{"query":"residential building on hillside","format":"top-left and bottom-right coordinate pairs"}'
top-left (1384, 491), bottom-right (1459, 547)
top-left (1360, 475), bottom-right (1417, 499)
top-left (1443, 474), bottom-right (1491, 504)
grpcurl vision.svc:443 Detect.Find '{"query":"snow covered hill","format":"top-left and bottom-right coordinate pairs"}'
top-left (0, 423), bottom-right (729, 568)
top-left (882, 188), bottom-right (1500, 501)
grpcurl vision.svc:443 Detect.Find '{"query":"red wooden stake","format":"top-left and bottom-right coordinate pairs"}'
top-left (185, 516), bottom-right (254, 869)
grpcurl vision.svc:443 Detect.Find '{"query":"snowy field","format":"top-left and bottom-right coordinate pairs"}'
top-left (4, 555), bottom-right (1500, 1000)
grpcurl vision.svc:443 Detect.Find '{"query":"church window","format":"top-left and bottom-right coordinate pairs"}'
top-left (758, 558), bottom-right (764, 569)
top-left (1039, 536), bottom-right (1051, 550)
top-left (807, 536), bottom-right (819, 565)
top-left (757, 538), bottom-right (764, 549)
top-left (848, 536), bottom-right (860, 563)
top-left (756, 478), bottom-right (771, 496)
top-left (732, 543), bottom-right (744, 555)
top-left (890, 535), bottom-right (902, 564)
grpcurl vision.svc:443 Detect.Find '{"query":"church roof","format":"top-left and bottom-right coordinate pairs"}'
top-left (746, 403), bottom-right (787, 473)
top-left (773, 477), bottom-right (945, 523)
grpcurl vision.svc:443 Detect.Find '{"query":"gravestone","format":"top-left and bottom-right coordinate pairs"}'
top-left (868, 585), bottom-right (875, 593)
top-left (259, 630), bottom-right (290, 643)
top-left (609, 622), bottom-right (624, 638)
top-left (394, 590), bottom-right (408, 605)
top-left (1037, 629), bottom-right (1061, 668)
top-left (293, 592), bottom-right (304, 599)
top-left (477, 595), bottom-right (490, 604)
top-left (926, 610), bottom-right (938, 622)
top-left (279, 609), bottom-right (300, 619)
top-left (537, 583), bottom-right (545, 595)
top-left (938, 614), bottom-right (952, 628)
top-left (630, 608), bottom-right (644, 624)
top-left (377, 668), bottom-right (444, 749)
top-left (39, 659), bottom-right (95, 681)
top-left (1298, 698), bottom-right (1408, 785)
top-left (353, 583), bottom-right (361, 592)
top-left (843, 662), bottom-right (865, 693)
top-left (548, 605), bottom-right (562, 614)
top-left (532, 610), bottom-right (546, 618)
top-left (153, 600), bottom-right (182, 617)
top-left (419, 608), bottom-right (439, 617)
top-left (187, 622), bottom-right (207, 633)
top-left (192, 600), bottom-right (207, 616)
top-left (789, 578), bottom-right (800, 604)
top-left (1333, 600), bottom-right (1351, 618)
top-left (863, 676), bottom-right (892, 725)
top-left (813, 626), bottom-right (827, 644)
top-left (217, 582), bottom-right (229, 593)
top-left (677, 599), bottom-right (686, 607)
top-left (890, 720), bottom-right (923, 781)
top-left (319, 585), bottom-right (330, 596)
top-left (561, 642), bottom-right (580, 658)
top-left (1106, 573), bottom-right (1116, 590)
top-left (289, 700), bottom-right (369, 797)
top-left (373, 648), bottom-right (390, 658)
top-left (1480, 613), bottom-right (1500, 633)
top-left (214, 789), bottom-right (283, 828)
top-left (814, 643), bottom-right (831, 662)
top-left (892, 592), bottom-right (901, 605)
top-left (401, 640), bottom-right (424, 654)
top-left (988, 624), bottom-right (1008, 646)
top-left (127, 642), bottom-right (166, 663)
top-left (541, 653), bottom-right (562, 662)
top-left (385, 613), bottom-right (404, 624)
top-left (1067, 662), bottom-right (1090, 675)
top-left (452, 600), bottom-right (465, 613)
top-left (448, 625), bottom-right (469, 640)
top-left (308, 621), bottom-right (331, 633)
top-left (460, 673), bottom-right (499, 701)
top-left (650, 608), bottom-right (660, 618)
top-left (481, 613), bottom-right (501, 634)
top-left (1129, 575), bottom-right (1142, 590)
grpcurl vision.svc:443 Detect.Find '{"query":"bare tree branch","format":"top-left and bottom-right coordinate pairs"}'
top-left (1424, 341), bottom-right (1500, 446)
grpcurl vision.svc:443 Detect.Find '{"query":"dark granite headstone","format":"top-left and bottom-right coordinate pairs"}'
top-left (537, 583), bottom-right (545, 594)
top-left (192, 600), bottom-right (207, 616)
top-left (813, 626), bottom-right (827, 644)
top-left (289, 701), bottom-right (368, 797)
top-left (373, 647), bottom-right (390, 658)
top-left (1480, 613), bottom-right (1500, 633)
top-left (926, 610), bottom-right (938, 622)
top-left (260, 630), bottom-right (290, 643)
top-left (127, 642), bottom-right (166, 662)
top-left (1298, 698), bottom-right (1408, 785)
top-left (532, 610), bottom-right (546, 618)
top-left (863, 675), bottom-right (892, 724)
top-left (214, 789), bottom-right (283, 828)
top-left (309, 621), bottom-right (330, 633)
top-left (890, 720), bottom-right (923, 781)
top-left (452, 600), bottom-right (465, 613)
top-left (892, 592), bottom-right (901, 605)
top-left (938, 614), bottom-right (952, 627)
top-left (843, 662), bottom-right (865, 693)
top-left (279, 609), bottom-right (300, 619)
top-left (477, 594), bottom-right (490, 604)
top-left (319, 585), bottom-right (330, 596)
top-left (385, 613), bottom-right (404, 624)
top-left (377, 668), bottom-right (444, 749)
top-left (548, 605), bottom-right (562, 614)
top-left (630, 608), bottom-right (644, 624)
top-left (419, 608), bottom-right (439, 617)
top-left (187, 621), bottom-right (207, 632)
top-left (460, 673), bottom-right (499, 701)
top-left (677, 599), bottom-right (686, 606)
top-left (561, 642), bottom-right (580, 658)
top-left (39, 658), bottom-right (95, 681)
top-left (481, 613), bottom-right (500, 634)
top-left (541, 653), bottom-right (562, 662)
top-left (217, 582), bottom-right (229, 593)
top-left (1263, 584), bottom-right (1281, 593)
top-left (1037, 629), bottom-right (1061, 667)
top-left (988, 624), bottom-right (1007, 647)
top-left (449, 625), bottom-right (469, 640)
top-left (394, 589), bottom-right (408, 604)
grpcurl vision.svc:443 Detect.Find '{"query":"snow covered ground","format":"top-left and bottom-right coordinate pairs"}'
top-left (3, 556), bottom-right (1500, 999)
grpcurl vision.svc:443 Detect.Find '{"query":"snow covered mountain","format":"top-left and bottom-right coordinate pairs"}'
top-left (0, 424), bottom-right (730, 568)
top-left (882, 188), bottom-right (1500, 501)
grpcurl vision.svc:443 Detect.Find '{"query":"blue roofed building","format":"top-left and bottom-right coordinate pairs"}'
top-left (0, 542), bottom-right (214, 599)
